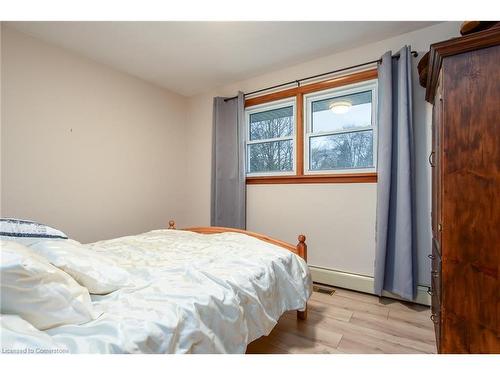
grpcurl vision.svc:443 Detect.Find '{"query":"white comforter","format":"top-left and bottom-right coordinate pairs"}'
top-left (2, 230), bottom-right (311, 353)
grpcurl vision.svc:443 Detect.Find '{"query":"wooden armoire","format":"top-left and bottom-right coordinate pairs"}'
top-left (424, 26), bottom-right (500, 353)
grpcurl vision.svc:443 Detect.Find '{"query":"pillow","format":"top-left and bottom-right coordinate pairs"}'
top-left (29, 239), bottom-right (131, 295)
top-left (0, 218), bottom-right (68, 241)
top-left (0, 240), bottom-right (96, 330)
top-left (1, 315), bottom-right (67, 353)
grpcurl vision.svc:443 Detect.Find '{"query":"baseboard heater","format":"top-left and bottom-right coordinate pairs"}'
top-left (310, 265), bottom-right (431, 306)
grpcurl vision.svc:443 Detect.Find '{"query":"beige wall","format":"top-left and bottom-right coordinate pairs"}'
top-left (1, 26), bottom-right (188, 243)
top-left (248, 184), bottom-right (377, 276)
top-left (184, 22), bottom-right (461, 286)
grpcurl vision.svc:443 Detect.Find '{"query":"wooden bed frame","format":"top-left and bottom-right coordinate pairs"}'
top-left (167, 220), bottom-right (308, 320)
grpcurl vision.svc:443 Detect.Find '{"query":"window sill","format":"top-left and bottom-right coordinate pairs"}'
top-left (246, 172), bottom-right (377, 185)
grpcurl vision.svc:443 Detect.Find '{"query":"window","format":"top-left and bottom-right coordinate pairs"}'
top-left (244, 69), bottom-right (378, 183)
top-left (305, 80), bottom-right (377, 174)
top-left (245, 99), bottom-right (296, 176)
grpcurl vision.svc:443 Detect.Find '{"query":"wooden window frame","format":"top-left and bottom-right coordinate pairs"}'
top-left (245, 69), bottom-right (378, 185)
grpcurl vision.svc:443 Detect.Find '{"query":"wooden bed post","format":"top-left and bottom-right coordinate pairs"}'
top-left (296, 234), bottom-right (307, 262)
top-left (296, 234), bottom-right (308, 321)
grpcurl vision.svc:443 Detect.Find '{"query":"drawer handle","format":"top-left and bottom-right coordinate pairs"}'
top-left (430, 314), bottom-right (439, 324)
top-left (429, 151), bottom-right (435, 167)
top-left (427, 289), bottom-right (433, 296)
top-left (428, 254), bottom-right (435, 260)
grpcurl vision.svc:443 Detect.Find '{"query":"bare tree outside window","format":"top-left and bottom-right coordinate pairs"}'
top-left (248, 106), bottom-right (294, 173)
top-left (310, 129), bottom-right (373, 170)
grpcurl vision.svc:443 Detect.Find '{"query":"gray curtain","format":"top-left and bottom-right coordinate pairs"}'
top-left (374, 46), bottom-right (417, 300)
top-left (211, 92), bottom-right (246, 229)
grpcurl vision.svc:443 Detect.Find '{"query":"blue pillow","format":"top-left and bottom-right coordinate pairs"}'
top-left (0, 218), bottom-right (68, 239)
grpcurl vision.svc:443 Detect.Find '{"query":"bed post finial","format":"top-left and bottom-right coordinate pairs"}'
top-left (297, 234), bottom-right (307, 262)
top-left (168, 220), bottom-right (176, 229)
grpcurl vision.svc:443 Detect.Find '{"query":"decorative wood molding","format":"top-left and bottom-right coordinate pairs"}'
top-left (245, 87), bottom-right (297, 107)
top-left (298, 69), bottom-right (377, 96)
top-left (425, 26), bottom-right (500, 103)
top-left (244, 69), bottom-right (378, 108)
top-left (246, 173), bottom-right (377, 185)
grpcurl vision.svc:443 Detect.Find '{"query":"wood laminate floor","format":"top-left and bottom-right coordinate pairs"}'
top-left (246, 287), bottom-right (436, 354)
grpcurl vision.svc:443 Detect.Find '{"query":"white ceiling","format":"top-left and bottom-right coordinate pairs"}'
top-left (8, 22), bottom-right (439, 96)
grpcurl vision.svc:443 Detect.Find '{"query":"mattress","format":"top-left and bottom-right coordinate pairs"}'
top-left (1, 229), bottom-right (312, 353)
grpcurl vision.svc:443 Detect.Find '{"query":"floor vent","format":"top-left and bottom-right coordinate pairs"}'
top-left (313, 284), bottom-right (336, 296)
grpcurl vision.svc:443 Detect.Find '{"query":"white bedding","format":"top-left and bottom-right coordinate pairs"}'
top-left (1, 229), bottom-right (312, 353)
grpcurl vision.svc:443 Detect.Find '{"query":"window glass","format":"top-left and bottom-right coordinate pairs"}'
top-left (248, 140), bottom-right (294, 173)
top-left (249, 106), bottom-right (294, 141)
top-left (311, 91), bottom-right (372, 133)
top-left (306, 82), bottom-right (377, 173)
top-left (246, 101), bottom-right (295, 175)
top-left (309, 130), bottom-right (374, 171)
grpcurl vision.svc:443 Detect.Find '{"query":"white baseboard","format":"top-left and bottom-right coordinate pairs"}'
top-left (310, 266), bottom-right (431, 306)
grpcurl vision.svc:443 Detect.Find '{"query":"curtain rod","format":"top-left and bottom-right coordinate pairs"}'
top-left (223, 50), bottom-right (418, 102)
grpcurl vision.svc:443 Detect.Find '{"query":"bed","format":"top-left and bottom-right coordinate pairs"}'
top-left (1, 220), bottom-right (312, 354)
